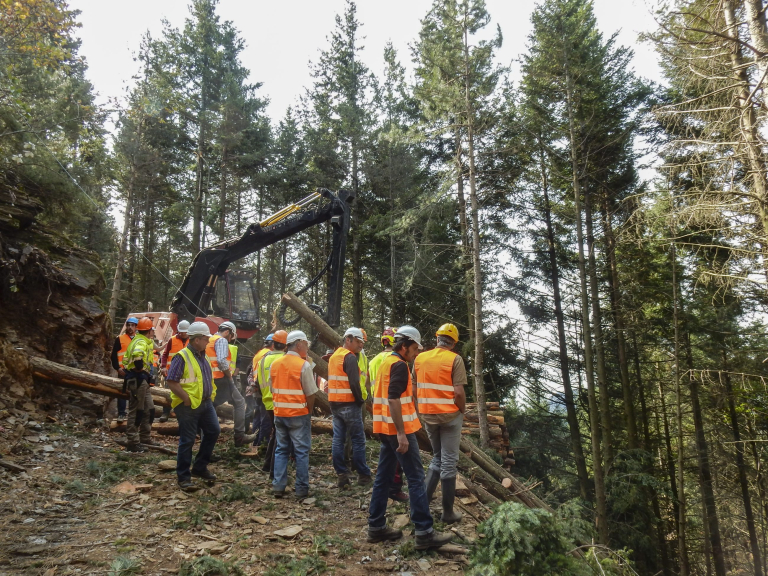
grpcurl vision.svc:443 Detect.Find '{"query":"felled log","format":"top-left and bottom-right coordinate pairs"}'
top-left (461, 426), bottom-right (503, 439)
top-left (463, 413), bottom-right (505, 426)
top-left (465, 402), bottom-right (500, 411)
top-left (110, 420), bottom-right (235, 436)
top-left (281, 292), bottom-right (342, 349)
top-left (31, 357), bottom-right (130, 399)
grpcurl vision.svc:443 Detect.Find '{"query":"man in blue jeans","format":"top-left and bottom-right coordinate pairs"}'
top-left (327, 327), bottom-right (372, 488)
top-left (270, 330), bottom-right (317, 499)
top-left (367, 326), bottom-right (452, 550)
top-left (165, 321), bottom-right (220, 491)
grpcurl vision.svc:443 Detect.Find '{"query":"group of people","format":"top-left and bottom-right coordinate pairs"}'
top-left (113, 317), bottom-right (469, 550)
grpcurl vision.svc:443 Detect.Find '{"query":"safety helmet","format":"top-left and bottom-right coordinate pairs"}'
top-left (361, 328), bottom-right (368, 342)
top-left (287, 330), bottom-right (309, 344)
top-left (343, 327), bottom-right (365, 342)
top-left (272, 330), bottom-right (288, 344)
top-left (436, 323), bottom-right (459, 343)
top-left (381, 327), bottom-right (395, 346)
top-left (219, 321), bottom-right (237, 336)
top-left (137, 317), bottom-right (153, 331)
top-left (265, 333), bottom-right (275, 342)
top-left (187, 321), bottom-right (211, 337)
top-left (395, 325), bottom-right (423, 350)
top-left (126, 317), bottom-right (139, 325)
top-left (177, 320), bottom-right (191, 333)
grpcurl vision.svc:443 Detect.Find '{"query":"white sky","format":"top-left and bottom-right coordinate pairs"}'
top-left (68, 0), bottom-right (663, 123)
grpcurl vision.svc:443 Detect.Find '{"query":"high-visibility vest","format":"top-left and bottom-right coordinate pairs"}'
top-left (257, 351), bottom-right (285, 411)
top-left (358, 350), bottom-right (369, 400)
top-left (116, 333), bottom-right (133, 366)
top-left (372, 353), bottom-right (421, 435)
top-left (328, 347), bottom-right (356, 402)
top-left (368, 351), bottom-right (390, 385)
top-left (414, 347), bottom-right (459, 415)
top-left (153, 350), bottom-right (160, 369)
top-left (251, 347), bottom-right (270, 374)
top-left (169, 346), bottom-right (217, 409)
top-left (271, 353), bottom-right (309, 417)
top-left (206, 334), bottom-right (231, 379)
top-left (167, 335), bottom-right (187, 363)
top-left (229, 344), bottom-right (239, 369)
top-left (122, 333), bottom-right (154, 372)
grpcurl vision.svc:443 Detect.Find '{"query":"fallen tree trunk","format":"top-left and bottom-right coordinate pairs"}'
top-left (281, 292), bottom-right (342, 349)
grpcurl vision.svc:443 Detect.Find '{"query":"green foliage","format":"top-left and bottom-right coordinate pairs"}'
top-left (179, 556), bottom-right (245, 576)
top-left (185, 504), bottom-right (209, 529)
top-left (85, 455), bottom-right (141, 485)
top-left (108, 556), bottom-right (141, 576)
top-left (218, 482), bottom-right (253, 502)
top-left (312, 534), bottom-right (355, 558)
top-left (263, 554), bottom-right (326, 576)
top-left (65, 478), bottom-right (85, 493)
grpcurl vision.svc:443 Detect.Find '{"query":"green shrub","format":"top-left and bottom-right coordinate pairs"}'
top-left (179, 556), bottom-right (245, 576)
top-left (108, 556), bottom-right (141, 576)
top-left (219, 482), bottom-right (253, 502)
top-left (263, 554), bottom-right (326, 576)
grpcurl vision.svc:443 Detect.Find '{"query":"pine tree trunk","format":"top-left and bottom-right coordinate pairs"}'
top-left (601, 195), bottom-right (637, 449)
top-left (564, 65), bottom-right (608, 543)
top-left (463, 28), bottom-right (489, 449)
top-left (584, 192), bottom-right (613, 464)
top-left (220, 143), bottom-right (228, 239)
top-left (388, 138), bottom-right (397, 321)
top-left (109, 163), bottom-right (136, 326)
top-left (455, 129), bottom-right (475, 345)
top-left (193, 127), bottom-right (206, 255)
top-left (540, 148), bottom-right (590, 500)
top-left (351, 139), bottom-right (363, 327)
top-left (721, 356), bottom-right (763, 576)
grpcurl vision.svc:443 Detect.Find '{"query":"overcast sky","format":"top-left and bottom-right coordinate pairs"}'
top-left (68, 0), bottom-right (663, 124)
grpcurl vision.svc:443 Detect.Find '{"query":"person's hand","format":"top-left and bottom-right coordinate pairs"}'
top-left (396, 432), bottom-right (409, 454)
top-left (183, 393), bottom-right (192, 407)
top-left (161, 368), bottom-right (168, 377)
top-left (118, 368), bottom-right (126, 378)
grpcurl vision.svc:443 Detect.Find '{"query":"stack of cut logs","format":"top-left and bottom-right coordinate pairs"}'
top-left (462, 402), bottom-right (509, 460)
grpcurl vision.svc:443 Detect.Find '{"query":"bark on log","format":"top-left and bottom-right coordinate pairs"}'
top-left (463, 413), bottom-right (505, 426)
top-left (31, 357), bottom-right (129, 399)
top-left (281, 292), bottom-right (343, 349)
top-left (461, 427), bottom-right (503, 439)
top-left (465, 402), bottom-right (500, 411)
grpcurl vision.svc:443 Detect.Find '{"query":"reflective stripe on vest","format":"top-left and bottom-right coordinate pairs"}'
top-left (270, 353), bottom-right (308, 417)
top-left (170, 346), bottom-right (217, 409)
top-left (328, 347), bottom-right (355, 402)
top-left (206, 334), bottom-right (231, 379)
top-left (116, 333), bottom-right (133, 365)
top-left (372, 353), bottom-right (421, 435)
top-left (258, 351), bottom-right (285, 411)
top-left (167, 335), bottom-right (186, 362)
top-left (413, 347), bottom-right (459, 414)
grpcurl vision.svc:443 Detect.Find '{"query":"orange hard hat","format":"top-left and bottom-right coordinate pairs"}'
top-left (137, 317), bottom-right (153, 331)
top-left (272, 330), bottom-right (288, 344)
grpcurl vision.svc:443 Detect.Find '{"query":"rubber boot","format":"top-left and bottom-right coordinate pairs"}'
top-left (440, 477), bottom-right (463, 524)
top-left (425, 467), bottom-right (440, 501)
top-left (415, 529), bottom-right (453, 550)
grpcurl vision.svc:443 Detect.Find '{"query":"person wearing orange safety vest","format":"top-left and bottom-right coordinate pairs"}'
top-left (270, 330), bottom-right (318, 499)
top-left (414, 323), bottom-right (467, 524)
top-left (110, 317), bottom-right (138, 422)
top-left (208, 321), bottom-right (255, 447)
top-left (329, 328), bottom-right (372, 488)
top-left (158, 320), bottom-right (191, 422)
top-left (367, 326), bottom-right (453, 550)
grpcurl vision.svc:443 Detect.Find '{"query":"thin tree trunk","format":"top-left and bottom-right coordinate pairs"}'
top-left (584, 191), bottom-right (613, 464)
top-left (389, 133), bottom-right (397, 322)
top-left (193, 128), bottom-right (206, 255)
top-left (601, 195), bottom-right (637, 449)
top-left (351, 139), bottom-right (363, 327)
top-left (219, 142), bottom-right (228, 239)
top-left (109, 163), bottom-right (137, 326)
top-left (539, 146), bottom-right (590, 500)
top-left (463, 25), bottom-right (489, 449)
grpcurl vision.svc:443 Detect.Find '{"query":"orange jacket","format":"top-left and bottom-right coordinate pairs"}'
top-left (414, 347), bottom-right (459, 415)
top-left (271, 353), bottom-right (309, 417)
top-left (372, 354), bottom-right (420, 435)
top-left (327, 347), bottom-right (356, 402)
top-left (206, 334), bottom-right (231, 379)
top-left (116, 333), bottom-right (133, 366)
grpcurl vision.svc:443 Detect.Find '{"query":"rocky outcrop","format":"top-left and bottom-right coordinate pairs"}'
top-left (0, 187), bottom-right (112, 415)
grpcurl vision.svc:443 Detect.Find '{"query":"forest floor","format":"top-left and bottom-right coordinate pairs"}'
top-left (0, 407), bottom-right (476, 575)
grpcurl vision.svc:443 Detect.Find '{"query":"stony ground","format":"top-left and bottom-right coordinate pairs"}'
top-left (0, 406), bottom-right (483, 575)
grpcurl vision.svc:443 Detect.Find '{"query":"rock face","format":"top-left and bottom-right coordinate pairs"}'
top-left (0, 187), bottom-right (112, 413)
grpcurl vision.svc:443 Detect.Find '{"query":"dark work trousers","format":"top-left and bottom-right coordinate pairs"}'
top-left (175, 399), bottom-right (220, 482)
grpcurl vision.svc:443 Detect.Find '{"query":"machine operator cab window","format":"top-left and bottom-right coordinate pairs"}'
top-left (211, 270), bottom-right (260, 330)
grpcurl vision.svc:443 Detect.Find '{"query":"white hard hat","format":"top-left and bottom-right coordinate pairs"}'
top-left (219, 321), bottom-right (237, 336)
top-left (343, 327), bottom-right (365, 341)
top-left (187, 321), bottom-right (211, 337)
top-left (395, 325), bottom-right (423, 350)
top-left (177, 320), bottom-right (191, 332)
top-left (286, 330), bottom-right (309, 344)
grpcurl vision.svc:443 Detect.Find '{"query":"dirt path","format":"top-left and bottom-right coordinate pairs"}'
top-left (0, 412), bottom-right (478, 575)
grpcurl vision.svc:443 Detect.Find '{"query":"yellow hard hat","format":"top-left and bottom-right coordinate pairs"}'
top-left (436, 323), bottom-right (459, 342)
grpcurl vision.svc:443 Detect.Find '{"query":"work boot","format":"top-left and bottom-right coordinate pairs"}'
top-left (425, 467), bottom-right (440, 501)
top-left (357, 474), bottom-right (372, 486)
top-left (191, 468), bottom-right (216, 481)
top-left (116, 414), bottom-right (127, 423)
top-left (389, 491), bottom-right (409, 503)
top-left (234, 433), bottom-right (257, 447)
top-left (125, 443), bottom-right (145, 453)
top-left (440, 477), bottom-right (463, 524)
top-left (273, 487), bottom-right (285, 499)
top-left (178, 479), bottom-right (197, 492)
top-left (209, 453), bottom-right (222, 463)
top-left (158, 414), bottom-right (169, 423)
top-left (337, 473), bottom-right (351, 489)
top-left (366, 526), bottom-right (403, 543)
top-left (415, 530), bottom-right (453, 550)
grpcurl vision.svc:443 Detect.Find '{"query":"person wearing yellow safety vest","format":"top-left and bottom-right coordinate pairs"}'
top-left (329, 327), bottom-right (373, 488)
top-left (270, 330), bottom-right (318, 499)
top-left (245, 333), bottom-right (275, 445)
top-left (368, 327), bottom-right (408, 503)
top-left (165, 321), bottom-right (220, 491)
top-left (111, 317), bottom-right (138, 422)
top-left (414, 323), bottom-right (467, 524)
top-left (257, 330), bottom-right (289, 475)
top-left (158, 320), bottom-right (190, 422)
top-left (367, 326), bottom-right (453, 550)
top-left (121, 317), bottom-right (156, 452)
top-left (208, 321), bottom-right (255, 447)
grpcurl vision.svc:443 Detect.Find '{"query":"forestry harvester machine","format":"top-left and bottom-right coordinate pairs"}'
top-left (123, 188), bottom-right (354, 369)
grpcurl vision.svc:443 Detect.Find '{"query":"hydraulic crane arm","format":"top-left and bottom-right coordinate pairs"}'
top-left (170, 188), bottom-right (353, 328)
